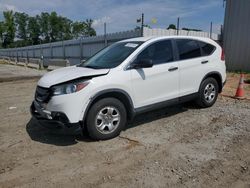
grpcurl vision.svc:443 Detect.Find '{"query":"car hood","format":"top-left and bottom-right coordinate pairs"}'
top-left (38, 66), bottom-right (109, 88)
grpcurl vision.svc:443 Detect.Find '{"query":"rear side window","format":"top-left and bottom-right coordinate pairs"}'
top-left (176, 39), bottom-right (201, 60)
top-left (137, 40), bottom-right (174, 65)
top-left (199, 41), bottom-right (216, 56)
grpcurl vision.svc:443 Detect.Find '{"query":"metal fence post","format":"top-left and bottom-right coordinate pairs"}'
top-left (104, 22), bottom-right (108, 46)
top-left (177, 17), bottom-right (180, 36)
top-left (15, 48), bottom-right (18, 63)
top-left (62, 40), bottom-right (65, 59)
top-left (40, 42), bottom-right (43, 58)
top-left (26, 49), bottom-right (29, 64)
top-left (80, 37), bottom-right (83, 62)
top-left (33, 46), bottom-right (35, 58)
top-left (50, 42), bottom-right (53, 59)
top-left (16, 49), bottom-right (18, 62)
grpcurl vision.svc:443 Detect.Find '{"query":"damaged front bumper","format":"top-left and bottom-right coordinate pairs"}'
top-left (30, 100), bottom-right (82, 134)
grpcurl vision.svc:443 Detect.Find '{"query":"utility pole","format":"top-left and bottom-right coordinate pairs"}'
top-left (177, 17), bottom-right (180, 35)
top-left (104, 22), bottom-right (107, 46)
top-left (223, 0), bottom-right (226, 8)
top-left (141, 13), bottom-right (144, 37)
top-left (210, 22), bottom-right (213, 39)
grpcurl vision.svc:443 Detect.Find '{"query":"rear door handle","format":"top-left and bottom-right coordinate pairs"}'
top-left (168, 67), bottom-right (178, 72)
top-left (201, 60), bottom-right (209, 64)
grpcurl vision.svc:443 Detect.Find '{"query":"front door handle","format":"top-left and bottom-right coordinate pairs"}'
top-left (168, 67), bottom-right (178, 72)
top-left (201, 60), bottom-right (209, 64)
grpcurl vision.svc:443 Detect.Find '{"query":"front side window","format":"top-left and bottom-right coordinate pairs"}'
top-left (136, 40), bottom-right (174, 65)
top-left (176, 39), bottom-right (201, 60)
top-left (79, 41), bottom-right (143, 69)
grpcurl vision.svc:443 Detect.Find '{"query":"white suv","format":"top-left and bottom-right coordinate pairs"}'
top-left (31, 36), bottom-right (226, 140)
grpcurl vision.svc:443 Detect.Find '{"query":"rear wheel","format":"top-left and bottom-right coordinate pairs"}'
top-left (86, 98), bottom-right (127, 140)
top-left (196, 77), bottom-right (219, 108)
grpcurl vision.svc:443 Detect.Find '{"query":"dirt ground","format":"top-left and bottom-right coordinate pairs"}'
top-left (0, 63), bottom-right (47, 82)
top-left (0, 64), bottom-right (250, 188)
top-left (222, 72), bottom-right (250, 99)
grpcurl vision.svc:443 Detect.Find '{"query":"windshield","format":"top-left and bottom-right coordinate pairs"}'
top-left (78, 41), bottom-right (143, 69)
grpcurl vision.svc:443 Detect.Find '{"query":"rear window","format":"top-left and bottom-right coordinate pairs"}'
top-left (199, 41), bottom-right (216, 56)
top-left (176, 39), bottom-right (201, 60)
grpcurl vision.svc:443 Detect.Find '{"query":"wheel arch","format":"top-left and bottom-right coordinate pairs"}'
top-left (83, 89), bottom-right (135, 124)
top-left (201, 71), bottom-right (223, 93)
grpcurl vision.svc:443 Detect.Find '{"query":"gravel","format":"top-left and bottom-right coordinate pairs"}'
top-left (0, 65), bottom-right (249, 188)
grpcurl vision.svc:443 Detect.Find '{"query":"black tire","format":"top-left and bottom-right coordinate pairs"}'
top-left (195, 77), bottom-right (219, 108)
top-left (86, 98), bottom-right (127, 140)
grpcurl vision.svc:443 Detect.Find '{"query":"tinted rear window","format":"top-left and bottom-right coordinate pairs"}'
top-left (199, 41), bottom-right (216, 56)
top-left (176, 39), bottom-right (201, 60)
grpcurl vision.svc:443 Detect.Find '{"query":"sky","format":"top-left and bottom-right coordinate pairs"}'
top-left (0, 0), bottom-right (225, 34)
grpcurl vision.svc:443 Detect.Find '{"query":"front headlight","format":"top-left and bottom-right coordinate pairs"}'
top-left (52, 80), bottom-right (89, 96)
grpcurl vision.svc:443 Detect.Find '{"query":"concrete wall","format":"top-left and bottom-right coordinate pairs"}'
top-left (224, 0), bottom-right (250, 71)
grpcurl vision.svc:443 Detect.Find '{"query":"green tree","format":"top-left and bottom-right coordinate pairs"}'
top-left (27, 16), bottom-right (40, 45)
top-left (72, 21), bottom-right (87, 38)
top-left (0, 11), bottom-right (97, 48)
top-left (167, 24), bottom-right (176, 30)
top-left (0, 21), bottom-right (5, 47)
top-left (144, 24), bottom-right (151, 29)
top-left (85, 19), bottom-right (96, 37)
top-left (2, 11), bottom-right (15, 48)
top-left (58, 17), bottom-right (72, 40)
top-left (39, 12), bottom-right (50, 42)
top-left (48, 12), bottom-right (60, 42)
top-left (134, 26), bottom-right (141, 31)
top-left (48, 12), bottom-right (73, 41)
top-left (14, 12), bottom-right (29, 41)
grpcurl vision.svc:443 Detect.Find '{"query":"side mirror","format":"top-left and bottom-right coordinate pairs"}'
top-left (129, 59), bottom-right (153, 69)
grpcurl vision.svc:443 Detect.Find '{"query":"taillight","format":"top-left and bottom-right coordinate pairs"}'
top-left (221, 49), bottom-right (225, 61)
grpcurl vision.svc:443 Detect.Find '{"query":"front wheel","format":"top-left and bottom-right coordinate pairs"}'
top-left (196, 77), bottom-right (219, 108)
top-left (86, 98), bottom-right (127, 140)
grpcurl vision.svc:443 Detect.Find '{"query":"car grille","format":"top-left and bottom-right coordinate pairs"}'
top-left (35, 86), bottom-right (51, 103)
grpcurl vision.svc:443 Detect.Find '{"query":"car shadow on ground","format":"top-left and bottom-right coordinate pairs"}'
top-left (126, 104), bottom-right (190, 129)
top-left (26, 103), bottom-right (195, 146)
top-left (26, 118), bottom-right (92, 146)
